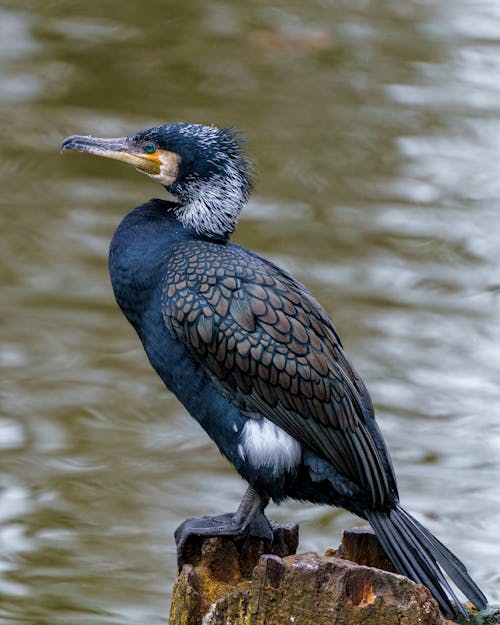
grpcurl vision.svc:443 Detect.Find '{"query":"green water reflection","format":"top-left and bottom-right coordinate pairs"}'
top-left (1, 1), bottom-right (499, 623)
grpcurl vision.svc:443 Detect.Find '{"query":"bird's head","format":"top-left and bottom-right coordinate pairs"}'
top-left (62, 122), bottom-right (252, 240)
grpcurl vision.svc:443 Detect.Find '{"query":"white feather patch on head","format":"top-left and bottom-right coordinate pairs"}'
top-left (176, 168), bottom-right (247, 238)
top-left (169, 124), bottom-right (251, 239)
top-left (239, 417), bottom-right (302, 475)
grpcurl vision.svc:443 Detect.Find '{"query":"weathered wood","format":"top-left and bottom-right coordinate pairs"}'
top-left (329, 523), bottom-right (397, 572)
top-left (213, 552), bottom-right (443, 625)
top-left (169, 522), bottom-right (298, 625)
top-left (168, 523), bottom-right (484, 625)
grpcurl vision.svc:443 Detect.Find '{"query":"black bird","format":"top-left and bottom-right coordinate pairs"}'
top-left (62, 123), bottom-right (487, 619)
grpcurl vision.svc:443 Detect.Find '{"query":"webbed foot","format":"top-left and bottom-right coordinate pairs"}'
top-left (174, 486), bottom-right (271, 569)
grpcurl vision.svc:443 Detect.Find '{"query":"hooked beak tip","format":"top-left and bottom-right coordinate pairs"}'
top-left (61, 135), bottom-right (88, 154)
top-left (60, 134), bottom-right (131, 156)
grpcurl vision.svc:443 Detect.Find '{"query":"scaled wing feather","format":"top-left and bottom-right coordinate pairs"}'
top-left (162, 241), bottom-right (397, 508)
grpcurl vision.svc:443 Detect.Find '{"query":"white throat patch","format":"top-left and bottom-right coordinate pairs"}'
top-left (238, 417), bottom-right (302, 475)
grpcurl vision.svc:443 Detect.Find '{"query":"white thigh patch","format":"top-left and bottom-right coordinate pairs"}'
top-left (239, 417), bottom-right (302, 474)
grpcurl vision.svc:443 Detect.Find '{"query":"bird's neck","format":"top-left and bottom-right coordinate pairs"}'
top-left (170, 174), bottom-right (246, 240)
top-left (108, 199), bottom-right (197, 328)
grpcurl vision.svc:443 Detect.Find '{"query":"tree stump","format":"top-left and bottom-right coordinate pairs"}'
top-left (169, 522), bottom-right (298, 625)
top-left (168, 523), bottom-right (483, 625)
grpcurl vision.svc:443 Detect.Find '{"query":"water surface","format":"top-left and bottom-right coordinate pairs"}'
top-left (1, 1), bottom-right (499, 623)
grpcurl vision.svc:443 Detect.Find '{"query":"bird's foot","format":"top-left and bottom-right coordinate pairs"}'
top-left (175, 485), bottom-right (272, 570)
top-left (175, 509), bottom-right (273, 570)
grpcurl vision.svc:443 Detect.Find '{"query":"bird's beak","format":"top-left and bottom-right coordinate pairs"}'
top-left (61, 135), bottom-right (162, 176)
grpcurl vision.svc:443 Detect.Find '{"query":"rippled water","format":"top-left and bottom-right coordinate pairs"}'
top-left (1, 1), bottom-right (500, 623)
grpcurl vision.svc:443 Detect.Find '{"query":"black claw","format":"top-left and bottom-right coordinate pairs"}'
top-left (174, 510), bottom-right (273, 571)
top-left (175, 512), bottom-right (241, 570)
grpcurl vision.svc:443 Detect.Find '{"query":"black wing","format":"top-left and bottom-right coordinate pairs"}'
top-left (162, 240), bottom-right (397, 508)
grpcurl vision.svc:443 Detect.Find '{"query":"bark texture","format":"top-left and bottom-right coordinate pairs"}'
top-left (169, 523), bottom-right (478, 625)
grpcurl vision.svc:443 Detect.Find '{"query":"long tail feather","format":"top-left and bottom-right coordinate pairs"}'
top-left (365, 504), bottom-right (487, 619)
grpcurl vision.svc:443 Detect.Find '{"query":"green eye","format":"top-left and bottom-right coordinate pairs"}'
top-left (143, 143), bottom-right (156, 154)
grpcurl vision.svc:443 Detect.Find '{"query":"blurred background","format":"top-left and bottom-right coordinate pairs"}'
top-left (1, 1), bottom-right (500, 623)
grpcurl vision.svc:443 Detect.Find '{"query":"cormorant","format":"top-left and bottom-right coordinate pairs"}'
top-left (62, 123), bottom-right (487, 619)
